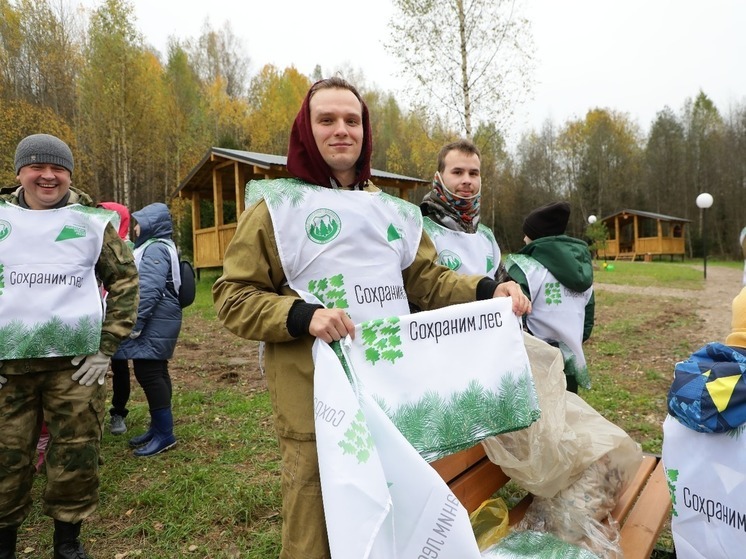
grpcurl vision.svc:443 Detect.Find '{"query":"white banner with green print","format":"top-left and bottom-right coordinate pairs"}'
top-left (345, 296), bottom-right (540, 461)
top-left (314, 297), bottom-right (540, 558)
top-left (0, 203), bottom-right (111, 359)
top-left (481, 530), bottom-right (601, 558)
top-left (314, 339), bottom-right (483, 558)
top-left (662, 415), bottom-right (746, 559)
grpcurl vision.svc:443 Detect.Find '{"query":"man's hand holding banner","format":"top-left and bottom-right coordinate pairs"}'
top-left (314, 297), bottom-right (540, 558)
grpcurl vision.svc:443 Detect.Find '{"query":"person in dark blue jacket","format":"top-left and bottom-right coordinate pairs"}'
top-left (114, 202), bottom-right (182, 457)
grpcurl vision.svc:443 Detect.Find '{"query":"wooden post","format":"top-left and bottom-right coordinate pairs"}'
top-left (213, 169), bottom-right (224, 263)
top-left (235, 162), bottom-right (245, 217)
top-left (191, 191), bottom-right (201, 268)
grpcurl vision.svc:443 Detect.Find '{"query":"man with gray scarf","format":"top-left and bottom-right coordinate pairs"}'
top-left (420, 139), bottom-right (509, 282)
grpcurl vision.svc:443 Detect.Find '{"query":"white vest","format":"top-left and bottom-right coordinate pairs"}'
top-left (423, 217), bottom-right (500, 276)
top-left (248, 179), bottom-right (422, 322)
top-left (662, 415), bottom-right (746, 559)
top-left (507, 253), bottom-right (593, 388)
top-left (0, 202), bottom-right (112, 359)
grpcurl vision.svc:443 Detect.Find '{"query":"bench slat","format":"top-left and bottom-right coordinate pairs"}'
top-left (611, 454), bottom-right (658, 524)
top-left (430, 444), bottom-right (490, 484)
top-left (446, 456), bottom-right (509, 514)
top-left (507, 494), bottom-right (533, 526)
top-left (619, 460), bottom-right (672, 559)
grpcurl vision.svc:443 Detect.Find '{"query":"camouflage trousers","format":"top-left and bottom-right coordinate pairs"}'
top-left (0, 367), bottom-right (105, 528)
top-left (278, 436), bottom-right (331, 559)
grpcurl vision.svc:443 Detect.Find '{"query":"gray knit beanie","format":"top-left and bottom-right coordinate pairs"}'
top-left (14, 134), bottom-right (74, 175)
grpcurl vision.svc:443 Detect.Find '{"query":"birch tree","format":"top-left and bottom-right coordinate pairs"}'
top-left (387, 0), bottom-right (534, 138)
top-left (80, 0), bottom-right (170, 205)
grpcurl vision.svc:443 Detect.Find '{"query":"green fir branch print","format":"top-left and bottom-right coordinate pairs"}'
top-left (68, 204), bottom-right (119, 226)
top-left (485, 530), bottom-right (600, 558)
top-left (506, 254), bottom-right (542, 275)
top-left (360, 317), bottom-right (404, 365)
top-left (728, 424), bottom-right (746, 438)
top-left (557, 341), bottom-right (591, 389)
top-left (380, 370), bottom-right (540, 461)
top-left (423, 217), bottom-right (444, 239)
top-left (0, 262), bottom-right (4, 295)
top-left (0, 316), bottom-right (100, 359)
top-left (378, 192), bottom-right (422, 224)
top-left (245, 178), bottom-right (319, 208)
top-left (308, 274), bottom-right (349, 309)
top-left (477, 224), bottom-right (497, 245)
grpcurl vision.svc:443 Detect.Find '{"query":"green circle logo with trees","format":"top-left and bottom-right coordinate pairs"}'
top-left (306, 209), bottom-right (341, 244)
top-left (0, 220), bottom-right (11, 243)
top-left (438, 249), bottom-right (462, 271)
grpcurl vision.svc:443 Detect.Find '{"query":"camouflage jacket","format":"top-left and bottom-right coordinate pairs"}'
top-left (0, 186), bottom-right (139, 374)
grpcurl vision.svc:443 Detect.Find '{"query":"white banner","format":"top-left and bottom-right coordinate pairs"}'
top-left (314, 298), bottom-right (541, 558)
top-left (662, 415), bottom-right (746, 559)
top-left (314, 340), bottom-right (481, 559)
top-left (344, 297), bottom-right (540, 461)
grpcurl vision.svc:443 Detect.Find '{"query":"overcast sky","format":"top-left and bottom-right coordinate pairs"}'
top-left (79, 0), bottom-right (746, 145)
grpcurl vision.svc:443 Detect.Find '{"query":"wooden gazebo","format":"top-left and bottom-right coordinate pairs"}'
top-left (174, 147), bottom-right (428, 270)
top-left (598, 209), bottom-right (690, 261)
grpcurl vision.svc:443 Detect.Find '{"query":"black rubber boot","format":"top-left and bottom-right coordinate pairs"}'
top-left (53, 520), bottom-right (90, 559)
top-left (0, 526), bottom-right (18, 559)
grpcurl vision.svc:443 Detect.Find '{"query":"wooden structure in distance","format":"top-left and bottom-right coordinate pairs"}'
top-left (598, 209), bottom-right (691, 262)
top-left (173, 147), bottom-right (428, 270)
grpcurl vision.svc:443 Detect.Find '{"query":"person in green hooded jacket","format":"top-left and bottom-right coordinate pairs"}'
top-left (506, 201), bottom-right (595, 393)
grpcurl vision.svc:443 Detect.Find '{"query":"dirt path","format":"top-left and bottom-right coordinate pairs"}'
top-left (593, 265), bottom-right (744, 345)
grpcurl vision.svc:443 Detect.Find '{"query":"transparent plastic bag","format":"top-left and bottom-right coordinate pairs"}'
top-left (469, 497), bottom-right (510, 551)
top-left (481, 334), bottom-right (642, 557)
top-left (517, 454), bottom-right (625, 558)
top-left (482, 334), bottom-right (642, 498)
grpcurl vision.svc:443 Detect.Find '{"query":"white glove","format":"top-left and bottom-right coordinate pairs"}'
top-left (71, 351), bottom-right (110, 386)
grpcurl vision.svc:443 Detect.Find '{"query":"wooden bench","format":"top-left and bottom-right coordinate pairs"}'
top-left (431, 445), bottom-right (672, 559)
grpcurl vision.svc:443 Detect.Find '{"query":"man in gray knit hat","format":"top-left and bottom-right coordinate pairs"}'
top-left (0, 134), bottom-right (139, 559)
top-left (11, 133), bottom-right (75, 209)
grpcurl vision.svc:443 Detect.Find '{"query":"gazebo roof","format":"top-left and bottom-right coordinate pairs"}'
top-left (600, 209), bottom-right (691, 223)
top-left (174, 147), bottom-right (428, 197)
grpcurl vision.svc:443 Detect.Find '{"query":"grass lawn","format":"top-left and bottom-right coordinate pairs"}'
top-left (19, 261), bottom-right (716, 557)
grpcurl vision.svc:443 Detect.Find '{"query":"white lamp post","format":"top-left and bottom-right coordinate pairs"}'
top-left (696, 193), bottom-right (714, 279)
top-left (588, 215), bottom-right (597, 224)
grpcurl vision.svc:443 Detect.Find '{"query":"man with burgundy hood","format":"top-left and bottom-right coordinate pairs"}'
top-left (213, 77), bottom-right (530, 559)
